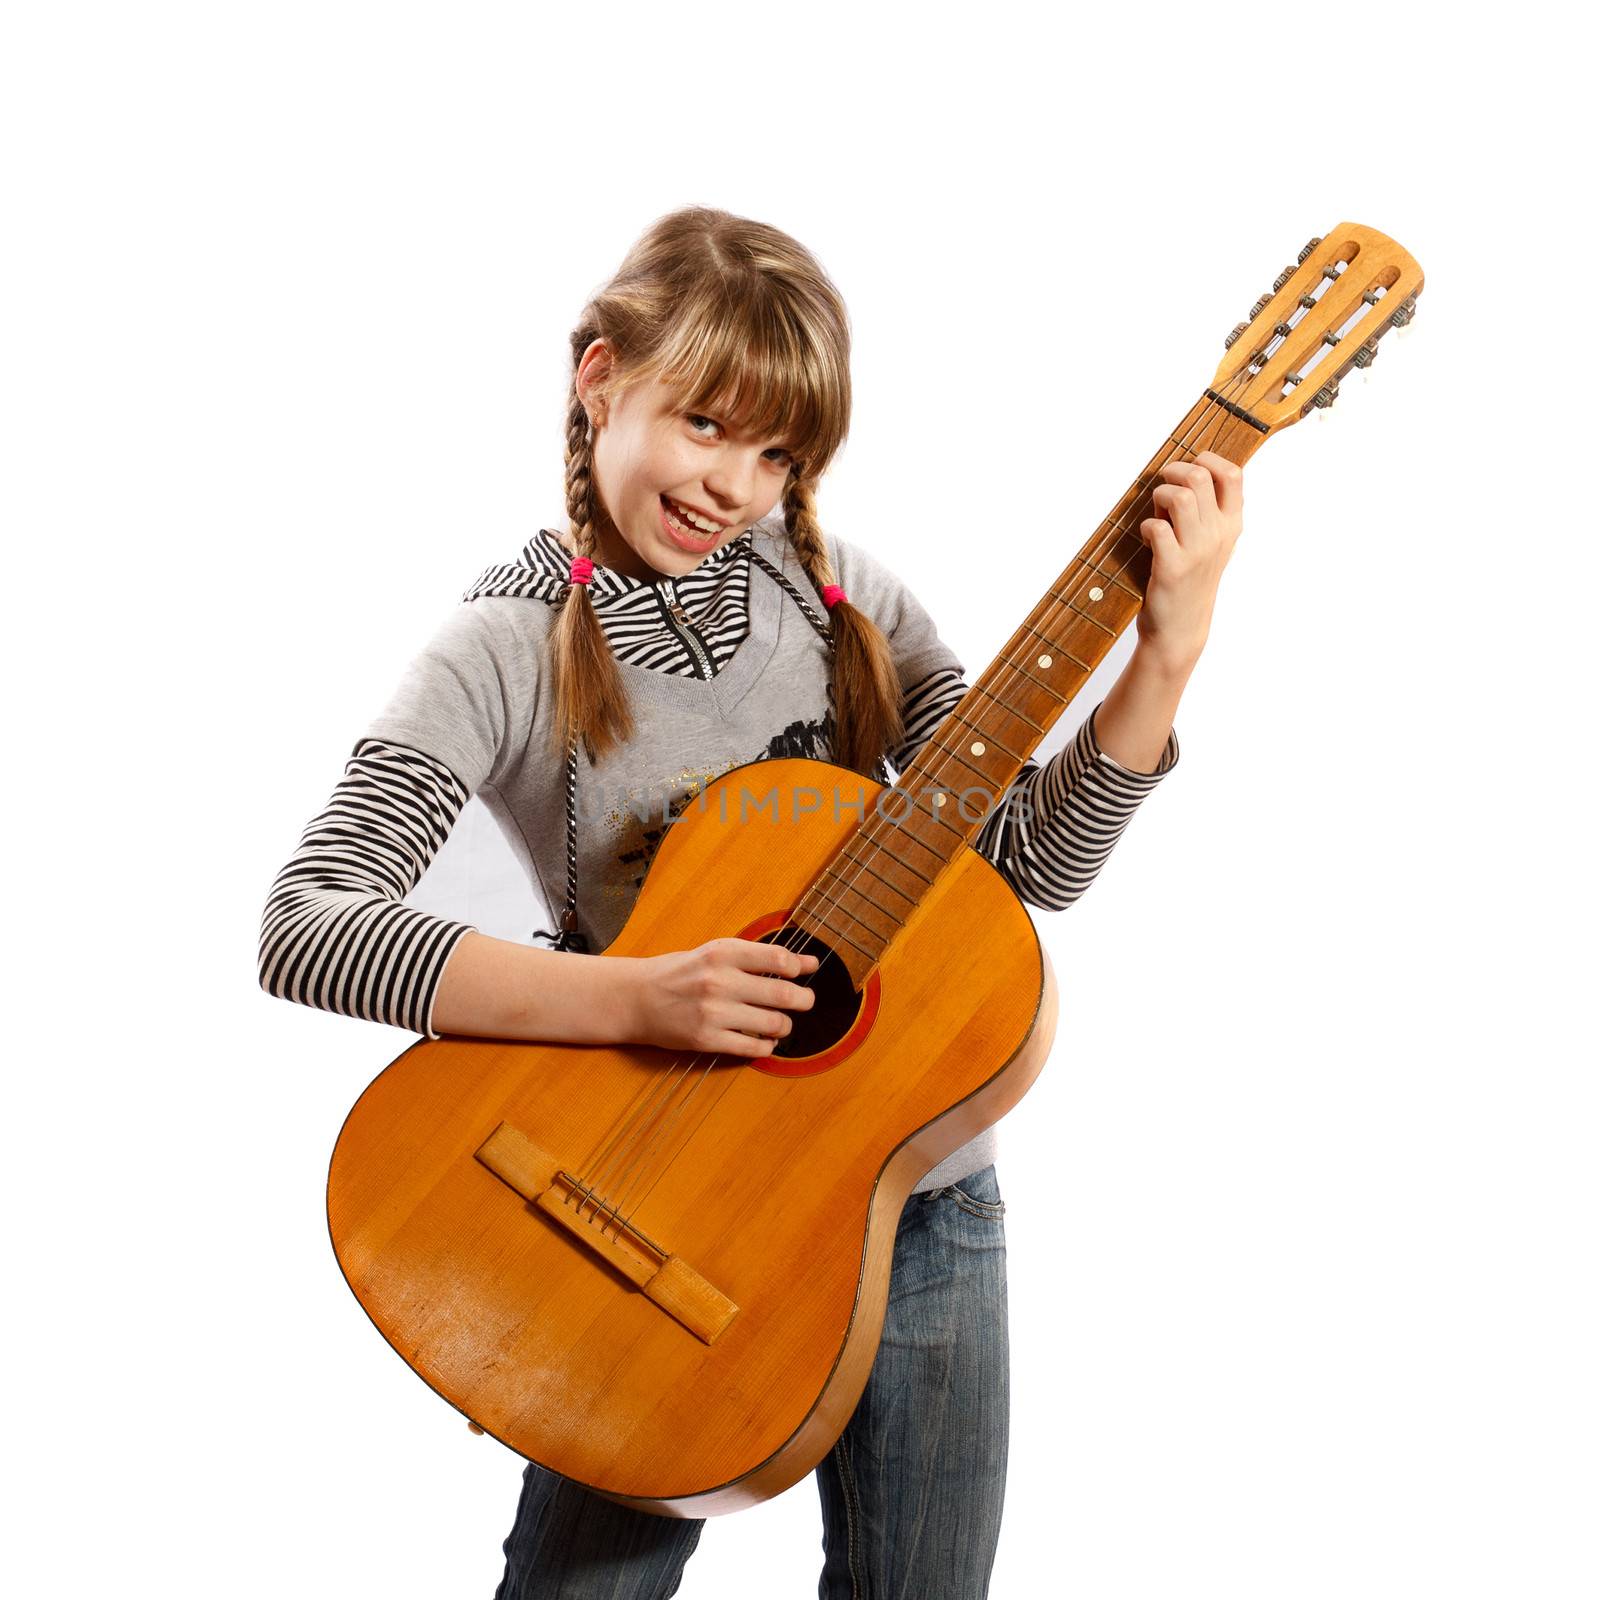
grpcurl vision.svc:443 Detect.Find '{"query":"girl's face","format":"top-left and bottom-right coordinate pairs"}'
top-left (573, 339), bottom-right (797, 583)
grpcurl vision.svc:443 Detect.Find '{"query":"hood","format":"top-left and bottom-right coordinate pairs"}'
top-left (461, 524), bottom-right (758, 606)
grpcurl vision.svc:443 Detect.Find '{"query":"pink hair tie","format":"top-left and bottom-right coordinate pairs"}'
top-left (568, 556), bottom-right (594, 586)
top-left (820, 583), bottom-right (848, 610)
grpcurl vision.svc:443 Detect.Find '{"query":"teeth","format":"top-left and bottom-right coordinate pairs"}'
top-left (665, 496), bottom-right (721, 534)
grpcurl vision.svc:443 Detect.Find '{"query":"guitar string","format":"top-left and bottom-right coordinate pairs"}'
top-left (566, 378), bottom-right (1250, 1237)
top-left (564, 379), bottom-right (1253, 1236)
top-left (569, 390), bottom-right (1249, 1237)
top-left (566, 378), bottom-right (1249, 1239)
top-left (590, 382), bottom-right (1254, 1229)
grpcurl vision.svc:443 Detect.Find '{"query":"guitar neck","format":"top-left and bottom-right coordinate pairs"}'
top-left (904, 389), bottom-right (1273, 807)
top-left (791, 390), bottom-right (1270, 975)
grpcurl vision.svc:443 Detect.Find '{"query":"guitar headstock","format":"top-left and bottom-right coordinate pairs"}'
top-left (1210, 221), bottom-right (1424, 435)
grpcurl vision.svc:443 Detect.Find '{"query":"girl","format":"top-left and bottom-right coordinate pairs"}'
top-left (259, 204), bottom-right (1242, 1598)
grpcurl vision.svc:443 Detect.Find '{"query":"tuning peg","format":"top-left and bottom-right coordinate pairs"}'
top-left (1389, 295), bottom-right (1419, 339)
top-left (1297, 236), bottom-right (1323, 265)
top-left (1224, 320), bottom-right (1249, 350)
top-left (1246, 292), bottom-right (1273, 322)
top-left (1311, 379), bottom-right (1340, 410)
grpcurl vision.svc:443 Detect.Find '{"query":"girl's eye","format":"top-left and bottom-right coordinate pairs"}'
top-left (686, 414), bottom-right (792, 466)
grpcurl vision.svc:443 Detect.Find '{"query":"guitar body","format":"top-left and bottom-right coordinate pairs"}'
top-left (328, 756), bottom-right (1058, 1516)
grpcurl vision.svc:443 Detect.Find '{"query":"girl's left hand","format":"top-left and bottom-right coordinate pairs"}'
top-left (1134, 449), bottom-right (1244, 672)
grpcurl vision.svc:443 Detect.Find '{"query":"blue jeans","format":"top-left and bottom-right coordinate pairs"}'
top-left (493, 1162), bottom-right (1010, 1599)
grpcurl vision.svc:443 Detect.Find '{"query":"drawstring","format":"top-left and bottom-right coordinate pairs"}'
top-left (746, 547), bottom-right (836, 642)
top-left (528, 731), bottom-right (590, 954)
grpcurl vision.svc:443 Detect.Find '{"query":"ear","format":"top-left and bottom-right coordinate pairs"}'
top-left (575, 338), bottom-right (613, 428)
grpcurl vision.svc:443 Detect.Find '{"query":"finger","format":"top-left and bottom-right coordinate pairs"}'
top-left (738, 939), bottom-right (816, 976)
top-left (736, 1004), bottom-right (792, 1038)
top-left (1151, 482), bottom-right (1200, 544)
top-left (1160, 461), bottom-right (1218, 526)
top-left (1195, 450), bottom-right (1243, 522)
top-left (1140, 515), bottom-right (1181, 561)
top-left (761, 975), bottom-right (815, 1010)
top-left (718, 1028), bottom-right (777, 1058)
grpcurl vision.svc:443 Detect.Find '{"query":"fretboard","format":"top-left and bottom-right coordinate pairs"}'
top-left (788, 390), bottom-right (1266, 983)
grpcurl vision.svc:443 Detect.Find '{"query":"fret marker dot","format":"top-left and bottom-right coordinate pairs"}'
top-left (1038, 654), bottom-right (1052, 669)
top-left (933, 792), bottom-right (946, 807)
top-left (1089, 586), bottom-right (1104, 601)
top-left (970, 741), bottom-right (986, 757)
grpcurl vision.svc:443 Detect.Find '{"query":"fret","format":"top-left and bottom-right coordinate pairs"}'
top-left (1083, 549), bottom-right (1145, 603)
top-left (963, 682), bottom-right (1042, 741)
top-left (799, 904), bottom-right (877, 963)
top-left (1046, 582), bottom-right (1120, 638)
top-left (868, 817), bottom-right (953, 873)
top-left (827, 875), bottom-right (906, 939)
top-left (842, 832), bottom-right (936, 889)
top-left (928, 795), bottom-right (1002, 837)
top-left (982, 645), bottom-right (1070, 703)
top-left (920, 739), bottom-right (1013, 803)
top-left (1016, 618), bottom-right (1092, 674)
top-left (858, 774), bottom-right (1004, 875)
top-left (838, 847), bottom-right (922, 908)
top-left (906, 795), bottom-right (978, 846)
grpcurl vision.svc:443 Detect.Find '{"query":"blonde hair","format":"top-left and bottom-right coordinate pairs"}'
top-left (551, 205), bottom-right (904, 776)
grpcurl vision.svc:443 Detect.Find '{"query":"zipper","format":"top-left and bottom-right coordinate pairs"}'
top-left (656, 578), bottom-right (716, 680)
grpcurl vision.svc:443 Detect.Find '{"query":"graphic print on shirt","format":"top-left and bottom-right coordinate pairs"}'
top-left (763, 710), bottom-right (834, 763)
top-left (597, 707), bottom-right (837, 900)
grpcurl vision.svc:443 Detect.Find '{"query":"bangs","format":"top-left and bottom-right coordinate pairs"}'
top-left (644, 291), bottom-right (848, 475)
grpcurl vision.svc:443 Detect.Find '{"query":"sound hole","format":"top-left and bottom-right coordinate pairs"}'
top-left (756, 928), bottom-right (859, 1058)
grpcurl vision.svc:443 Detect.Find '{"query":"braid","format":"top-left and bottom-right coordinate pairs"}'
top-left (782, 473), bottom-right (904, 777)
top-left (549, 336), bottom-right (634, 763)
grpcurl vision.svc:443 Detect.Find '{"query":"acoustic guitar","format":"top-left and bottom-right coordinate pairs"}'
top-left (327, 220), bottom-right (1423, 1516)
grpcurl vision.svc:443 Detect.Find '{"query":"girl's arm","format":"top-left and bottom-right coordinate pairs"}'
top-left (1089, 641), bottom-right (1194, 774)
top-left (430, 932), bottom-right (816, 1052)
top-left (1089, 447), bottom-right (1244, 773)
top-left (429, 933), bottom-right (639, 1043)
top-left (261, 602), bottom-right (815, 1052)
top-left (260, 735), bottom-right (808, 1052)
top-left (259, 735), bottom-right (646, 1044)
top-left (258, 739), bottom-right (478, 1037)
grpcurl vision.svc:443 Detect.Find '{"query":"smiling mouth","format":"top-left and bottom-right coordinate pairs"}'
top-left (660, 495), bottom-right (725, 540)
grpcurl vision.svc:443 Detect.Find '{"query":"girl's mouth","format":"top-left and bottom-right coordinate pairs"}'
top-left (659, 495), bottom-right (722, 549)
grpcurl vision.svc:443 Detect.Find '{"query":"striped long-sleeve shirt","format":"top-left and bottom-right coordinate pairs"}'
top-left (259, 520), bottom-right (1178, 1039)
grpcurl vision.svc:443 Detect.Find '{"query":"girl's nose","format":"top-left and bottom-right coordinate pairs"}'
top-left (701, 453), bottom-right (758, 510)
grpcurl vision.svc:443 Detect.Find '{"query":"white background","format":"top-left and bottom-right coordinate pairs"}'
top-left (6, 4), bottom-right (1594, 1596)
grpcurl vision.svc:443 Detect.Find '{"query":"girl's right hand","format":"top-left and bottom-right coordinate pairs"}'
top-left (625, 938), bottom-right (820, 1057)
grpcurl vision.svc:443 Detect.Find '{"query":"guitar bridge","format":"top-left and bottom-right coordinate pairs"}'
top-left (473, 1122), bottom-right (739, 1345)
